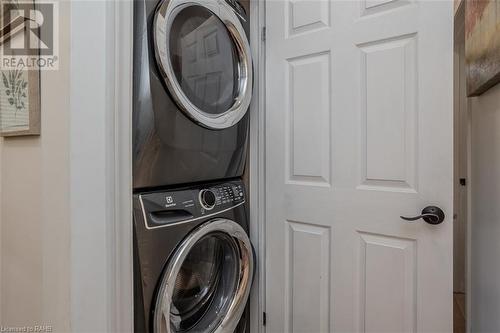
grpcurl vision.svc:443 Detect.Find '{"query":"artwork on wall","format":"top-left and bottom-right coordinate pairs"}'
top-left (0, 0), bottom-right (41, 136)
top-left (0, 66), bottom-right (40, 136)
top-left (465, 0), bottom-right (500, 97)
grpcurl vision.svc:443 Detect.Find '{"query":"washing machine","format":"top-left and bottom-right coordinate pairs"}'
top-left (134, 179), bottom-right (254, 332)
top-left (133, 0), bottom-right (253, 190)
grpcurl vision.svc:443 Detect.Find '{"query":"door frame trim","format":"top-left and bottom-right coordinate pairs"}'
top-left (69, 0), bottom-right (133, 331)
top-left (110, 0), bottom-right (134, 331)
top-left (249, 0), bottom-right (266, 332)
top-left (453, 4), bottom-right (472, 331)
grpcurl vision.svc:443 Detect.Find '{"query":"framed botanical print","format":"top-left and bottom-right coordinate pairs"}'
top-left (0, 65), bottom-right (40, 136)
top-left (0, 0), bottom-right (41, 136)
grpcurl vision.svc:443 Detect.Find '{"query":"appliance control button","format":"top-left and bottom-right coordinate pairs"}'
top-left (199, 189), bottom-right (216, 210)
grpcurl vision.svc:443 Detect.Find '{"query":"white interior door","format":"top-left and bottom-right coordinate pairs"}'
top-left (265, 0), bottom-right (453, 332)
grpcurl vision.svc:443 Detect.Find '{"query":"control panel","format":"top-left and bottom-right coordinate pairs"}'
top-left (210, 183), bottom-right (245, 206)
top-left (139, 180), bottom-right (246, 228)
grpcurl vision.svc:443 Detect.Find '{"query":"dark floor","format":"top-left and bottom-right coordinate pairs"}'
top-left (454, 292), bottom-right (466, 333)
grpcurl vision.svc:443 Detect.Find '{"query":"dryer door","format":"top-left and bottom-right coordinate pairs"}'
top-left (154, 0), bottom-right (252, 129)
top-left (153, 218), bottom-right (254, 333)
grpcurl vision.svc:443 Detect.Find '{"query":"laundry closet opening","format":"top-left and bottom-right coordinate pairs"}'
top-left (131, 0), bottom-right (255, 332)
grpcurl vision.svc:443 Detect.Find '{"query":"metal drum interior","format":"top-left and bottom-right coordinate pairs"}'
top-left (154, 219), bottom-right (253, 333)
top-left (168, 5), bottom-right (240, 116)
top-left (154, 0), bottom-right (253, 129)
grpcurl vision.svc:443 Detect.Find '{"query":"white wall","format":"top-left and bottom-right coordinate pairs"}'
top-left (0, 1), bottom-right (71, 331)
top-left (470, 83), bottom-right (500, 332)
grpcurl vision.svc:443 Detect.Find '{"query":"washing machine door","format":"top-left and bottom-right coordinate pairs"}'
top-left (153, 218), bottom-right (254, 333)
top-left (154, 0), bottom-right (252, 130)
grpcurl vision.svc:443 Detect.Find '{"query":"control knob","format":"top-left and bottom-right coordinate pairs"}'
top-left (199, 189), bottom-right (216, 210)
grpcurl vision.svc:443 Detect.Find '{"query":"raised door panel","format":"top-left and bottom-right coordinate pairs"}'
top-left (357, 232), bottom-right (417, 333)
top-left (358, 34), bottom-right (418, 192)
top-left (286, 52), bottom-right (332, 186)
top-left (285, 221), bottom-right (331, 333)
top-left (362, 0), bottom-right (413, 16)
top-left (287, 0), bottom-right (331, 37)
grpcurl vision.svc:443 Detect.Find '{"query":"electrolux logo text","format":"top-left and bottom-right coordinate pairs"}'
top-left (0, 1), bottom-right (59, 70)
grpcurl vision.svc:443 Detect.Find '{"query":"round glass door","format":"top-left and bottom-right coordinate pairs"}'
top-left (154, 219), bottom-right (254, 333)
top-left (154, 0), bottom-right (252, 129)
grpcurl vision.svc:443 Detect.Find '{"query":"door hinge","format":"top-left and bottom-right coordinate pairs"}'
top-left (263, 312), bottom-right (266, 326)
top-left (261, 26), bottom-right (266, 42)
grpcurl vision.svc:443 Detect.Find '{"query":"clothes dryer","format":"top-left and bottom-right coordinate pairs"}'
top-left (133, 0), bottom-right (252, 190)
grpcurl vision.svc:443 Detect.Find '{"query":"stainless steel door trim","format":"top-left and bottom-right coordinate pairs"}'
top-left (153, 0), bottom-right (253, 130)
top-left (153, 218), bottom-right (254, 333)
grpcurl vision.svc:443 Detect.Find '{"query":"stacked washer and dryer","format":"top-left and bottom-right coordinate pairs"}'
top-left (132, 0), bottom-right (254, 332)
